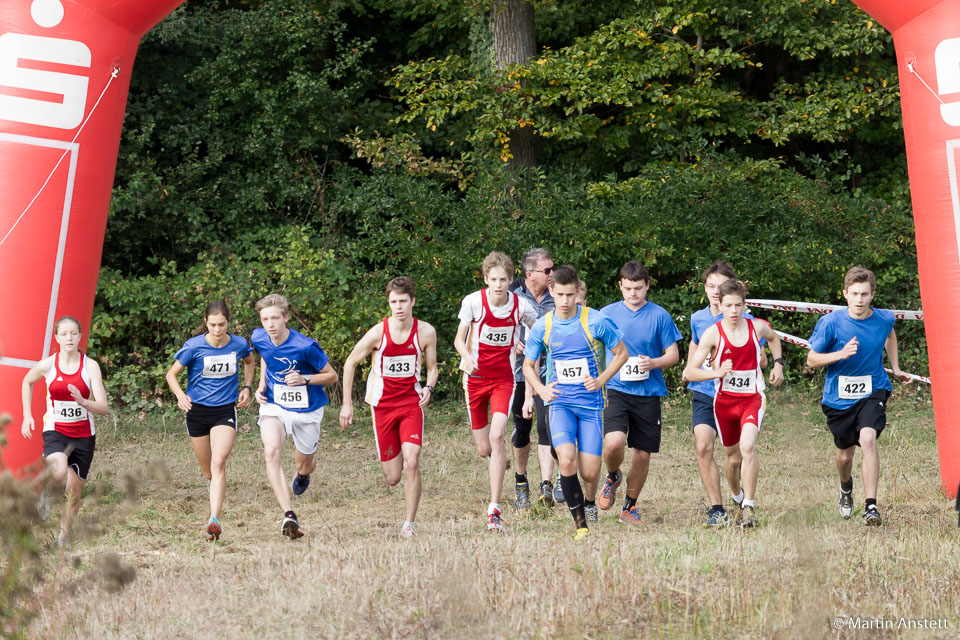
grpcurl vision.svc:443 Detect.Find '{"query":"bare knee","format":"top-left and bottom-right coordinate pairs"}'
top-left (403, 455), bottom-right (420, 477)
top-left (739, 441), bottom-right (756, 457)
top-left (837, 448), bottom-right (855, 465)
top-left (695, 439), bottom-right (714, 461)
top-left (476, 443), bottom-right (492, 458)
top-left (263, 446), bottom-right (282, 466)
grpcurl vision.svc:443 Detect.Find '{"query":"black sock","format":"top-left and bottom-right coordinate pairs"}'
top-left (284, 510), bottom-right (296, 519)
top-left (841, 478), bottom-right (853, 493)
top-left (711, 504), bottom-right (723, 513)
top-left (865, 498), bottom-right (877, 509)
top-left (515, 473), bottom-right (527, 485)
top-left (560, 474), bottom-right (586, 529)
top-left (585, 499), bottom-right (596, 508)
top-left (607, 469), bottom-right (620, 482)
top-left (623, 495), bottom-right (637, 511)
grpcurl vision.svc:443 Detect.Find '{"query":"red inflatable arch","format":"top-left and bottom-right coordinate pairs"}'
top-left (0, 0), bottom-right (958, 496)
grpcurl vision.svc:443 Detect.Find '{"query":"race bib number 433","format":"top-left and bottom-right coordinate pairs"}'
top-left (274, 384), bottom-right (309, 409)
top-left (383, 355), bottom-right (416, 378)
top-left (838, 375), bottom-right (872, 400)
top-left (555, 358), bottom-right (589, 384)
top-left (53, 400), bottom-right (87, 423)
top-left (202, 353), bottom-right (235, 379)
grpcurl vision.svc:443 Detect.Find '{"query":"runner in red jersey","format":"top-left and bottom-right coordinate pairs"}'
top-left (20, 316), bottom-right (109, 549)
top-left (340, 277), bottom-right (439, 538)
top-left (454, 252), bottom-right (536, 532)
top-left (684, 280), bottom-right (783, 528)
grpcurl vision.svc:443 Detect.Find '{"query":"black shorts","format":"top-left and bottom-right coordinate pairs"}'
top-left (186, 403), bottom-right (238, 438)
top-left (603, 389), bottom-right (662, 453)
top-left (691, 391), bottom-right (717, 431)
top-left (42, 431), bottom-right (95, 481)
top-left (511, 379), bottom-right (551, 449)
top-left (821, 389), bottom-right (890, 450)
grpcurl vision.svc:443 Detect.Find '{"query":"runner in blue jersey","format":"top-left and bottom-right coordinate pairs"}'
top-left (522, 265), bottom-right (628, 540)
top-left (165, 300), bottom-right (255, 541)
top-left (685, 261), bottom-right (771, 527)
top-left (252, 293), bottom-right (338, 539)
top-left (806, 267), bottom-right (911, 526)
top-left (594, 261), bottom-right (682, 525)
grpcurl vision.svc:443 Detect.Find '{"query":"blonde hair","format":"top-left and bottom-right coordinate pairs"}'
top-left (482, 251), bottom-right (514, 277)
top-left (255, 293), bottom-right (290, 315)
top-left (54, 315), bottom-right (82, 334)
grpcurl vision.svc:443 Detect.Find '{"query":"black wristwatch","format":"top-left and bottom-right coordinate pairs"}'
top-left (774, 357), bottom-right (785, 366)
top-left (243, 385), bottom-right (254, 392)
top-left (304, 374), bottom-right (312, 384)
top-left (424, 385), bottom-right (435, 393)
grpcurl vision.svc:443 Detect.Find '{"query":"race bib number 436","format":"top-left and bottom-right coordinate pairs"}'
top-left (555, 358), bottom-right (589, 384)
top-left (383, 355), bottom-right (416, 378)
top-left (838, 375), bottom-right (872, 400)
top-left (53, 400), bottom-right (87, 423)
top-left (274, 384), bottom-right (309, 409)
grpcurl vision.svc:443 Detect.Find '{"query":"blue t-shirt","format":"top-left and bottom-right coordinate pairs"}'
top-left (687, 306), bottom-right (763, 398)
top-left (175, 333), bottom-right (253, 407)
top-left (523, 306), bottom-right (623, 410)
top-left (808, 308), bottom-right (894, 410)
top-left (602, 300), bottom-right (683, 397)
top-left (251, 327), bottom-right (330, 412)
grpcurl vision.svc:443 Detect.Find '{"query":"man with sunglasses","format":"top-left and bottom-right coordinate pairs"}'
top-left (508, 248), bottom-right (557, 508)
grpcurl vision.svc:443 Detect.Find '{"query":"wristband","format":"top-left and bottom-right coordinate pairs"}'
top-left (774, 357), bottom-right (785, 366)
top-left (243, 385), bottom-right (254, 391)
top-left (424, 385), bottom-right (435, 393)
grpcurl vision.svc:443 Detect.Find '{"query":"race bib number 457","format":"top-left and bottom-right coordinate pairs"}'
top-left (555, 358), bottom-right (589, 384)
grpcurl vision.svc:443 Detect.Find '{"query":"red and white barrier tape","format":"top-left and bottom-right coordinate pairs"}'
top-left (746, 299), bottom-right (924, 321)
top-left (773, 330), bottom-right (931, 384)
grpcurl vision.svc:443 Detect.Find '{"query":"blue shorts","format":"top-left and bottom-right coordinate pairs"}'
top-left (691, 391), bottom-right (717, 431)
top-left (548, 404), bottom-right (603, 457)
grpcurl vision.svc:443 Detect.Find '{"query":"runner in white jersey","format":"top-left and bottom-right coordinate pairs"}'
top-left (20, 316), bottom-right (109, 549)
top-left (341, 277), bottom-right (439, 538)
top-left (454, 251), bottom-right (536, 532)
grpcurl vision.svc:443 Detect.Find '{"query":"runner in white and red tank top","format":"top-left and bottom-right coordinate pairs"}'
top-left (341, 277), bottom-right (439, 538)
top-left (454, 251), bottom-right (537, 532)
top-left (684, 280), bottom-right (784, 528)
top-left (21, 316), bottom-right (109, 549)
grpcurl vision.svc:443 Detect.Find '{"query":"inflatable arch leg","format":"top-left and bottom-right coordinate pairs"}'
top-left (0, 0), bottom-right (184, 473)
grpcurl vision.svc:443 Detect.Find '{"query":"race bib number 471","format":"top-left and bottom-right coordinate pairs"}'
top-left (202, 353), bottom-right (235, 379)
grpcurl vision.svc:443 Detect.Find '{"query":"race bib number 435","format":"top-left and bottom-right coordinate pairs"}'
top-left (274, 384), bottom-right (309, 409)
top-left (479, 325), bottom-right (512, 347)
top-left (383, 355), bottom-right (416, 378)
top-left (53, 400), bottom-right (87, 423)
top-left (555, 358), bottom-right (589, 384)
top-left (838, 375), bottom-right (872, 400)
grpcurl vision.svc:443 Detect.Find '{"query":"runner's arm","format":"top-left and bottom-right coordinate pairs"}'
top-left (682, 327), bottom-right (722, 382)
top-left (806, 339), bottom-right (857, 369)
top-left (641, 342), bottom-right (679, 371)
top-left (339, 325), bottom-right (383, 427)
top-left (884, 328), bottom-right (912, 384)
top-left (165, 360), bottom-right (193, 412)
top-left (19, 358), bottom-right (50, 439)
top-left (453, 322), bottom-right (477, 374)
top-left (595, 341), bottom-right (629, 387)
top-left (79, 358), bottom-right (110, 416)
top-left (237, 352), bottom-right (256, 408)
top-left (753, 320), bottom-right (784, 385)
top-left (419, 322), bottom-right (440, 407)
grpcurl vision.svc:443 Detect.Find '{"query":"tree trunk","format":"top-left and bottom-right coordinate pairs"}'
top-left (490, 0), bottom-right (540, 168)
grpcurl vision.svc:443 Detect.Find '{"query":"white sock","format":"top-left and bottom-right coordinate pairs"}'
top-left (488, 502), bottom-right (500, 515)
top-left (732, 490), bottom-right (744, 505)
top-left (403, 520), bottom-right (415, 529)
top-left (743, 499), bottom-right (755, 508)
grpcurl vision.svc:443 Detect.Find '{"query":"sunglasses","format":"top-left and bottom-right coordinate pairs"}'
top-left (531, 267), bottom-right (553, 275)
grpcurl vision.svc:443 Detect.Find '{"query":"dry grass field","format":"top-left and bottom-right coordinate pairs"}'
top-left (9, 388), bottom-right (960, 639)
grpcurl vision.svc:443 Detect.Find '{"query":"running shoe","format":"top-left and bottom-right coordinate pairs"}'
top-left (597, 470), bottom-right (622, 511)
top-left (863, 504), bottom-right (882, 527)
top-left (206, 516), bottom-right (222, 541)
top-left (838, 489), bottom-right (854, 520)
top-left (35, 489), bottom-right (52, 522)
top-left (740, 505), bottom-right (757, 529)
top-left (553, 470), bottom-right (564, 503)
top-left (538, 481), bottom-right (554, 507)
top-left (487, 509), bottom-right (504, 532)
top-left (703, 507), bottom-right (730, 528)
top-left (572, 527), bottom-right (590, 541)
top-left (281, 512), bottom-right (304, 539)
top-left (514, 481), bottom-right (532, 509)
top-left (585, 503), bottom-right (599, 523)
top-left (292, 473), bottom-right (311, 496)
top-left (619, 505), bottom-right (642, 525)
top-left (400, 522), bottom-right (416, 538)
top-left (55, 536), bottom-right (72, 551)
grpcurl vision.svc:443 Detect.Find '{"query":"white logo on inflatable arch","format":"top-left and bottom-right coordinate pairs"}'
top-left (0, 0), bottom-right (90, 130)
top-left (936, 38), bottom-right (960, 126)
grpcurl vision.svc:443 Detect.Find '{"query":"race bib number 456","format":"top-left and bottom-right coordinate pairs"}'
top-left (274, 384), bottom-right (309, 409)
top-left (555, 358), bottom-right (589, 384)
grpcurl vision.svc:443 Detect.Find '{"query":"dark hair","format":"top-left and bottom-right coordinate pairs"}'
top-left (718, 279), bottom-right (747, 303)
top-left (386, 276), bottom-right (416, 299)
top-left (619, 260), bottom-right (650, 283)
top-left (551, 265), bottom-right (579, 287)
top-left (843, 266), bottom-right (876, 292)
top-left (702, 260), bottom-right (737, 283)
top-left (54, 316), bottom-right (82, 334)
top-left (197, 299), bottom-right (231, 335)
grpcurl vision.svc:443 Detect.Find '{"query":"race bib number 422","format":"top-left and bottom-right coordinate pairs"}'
top-left (53, 400), bottom-right (87, 423)
top-left (838, 375), bottom-right (872, 400)
top-left (274, 384), bottom-right (309, 409)
top-left (555, 358), bottom-right (589, 384)
top-left (202, 353), bottom-right (235, 379)
top-left (383, 355), bottom-right (416, 378)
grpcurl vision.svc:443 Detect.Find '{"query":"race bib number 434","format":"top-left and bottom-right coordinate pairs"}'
top-left (838, 375), bottom-right (872, 400)
top-left (53, 400), bottom-right (87, 423)
top-left (720, 370), bottom-right (757, 394)
top-left (555, 358), bottom-right (589, 384)
top-left (274, 384), bottom-right (309, 409)
top-left (383, 355), bottom-right (416, 378)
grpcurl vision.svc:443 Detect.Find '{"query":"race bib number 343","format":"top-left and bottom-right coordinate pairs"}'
top-left (838, 375), bottom-right (872, 400)
top-left (53, 400), bottom-right (87, 423)
top-left (619, 357), bottom-right (650, 382)
top-left (555, 358), bottom-right (589, 384)
top-left (383, 355), bottom-right (416, 378)
top-left (274, 384), bottom-right (309, 409)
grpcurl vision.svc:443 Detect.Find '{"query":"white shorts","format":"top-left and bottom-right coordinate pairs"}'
top-left (257, 403), bottom-right (324, 455)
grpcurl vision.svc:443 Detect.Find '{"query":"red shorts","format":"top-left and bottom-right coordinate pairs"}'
top-left (372, 404), bottom-right (423, 461)
top-left (464, 375), bottom-right (516, 430)
top-left (713, 393), bottom-right (765, 447)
